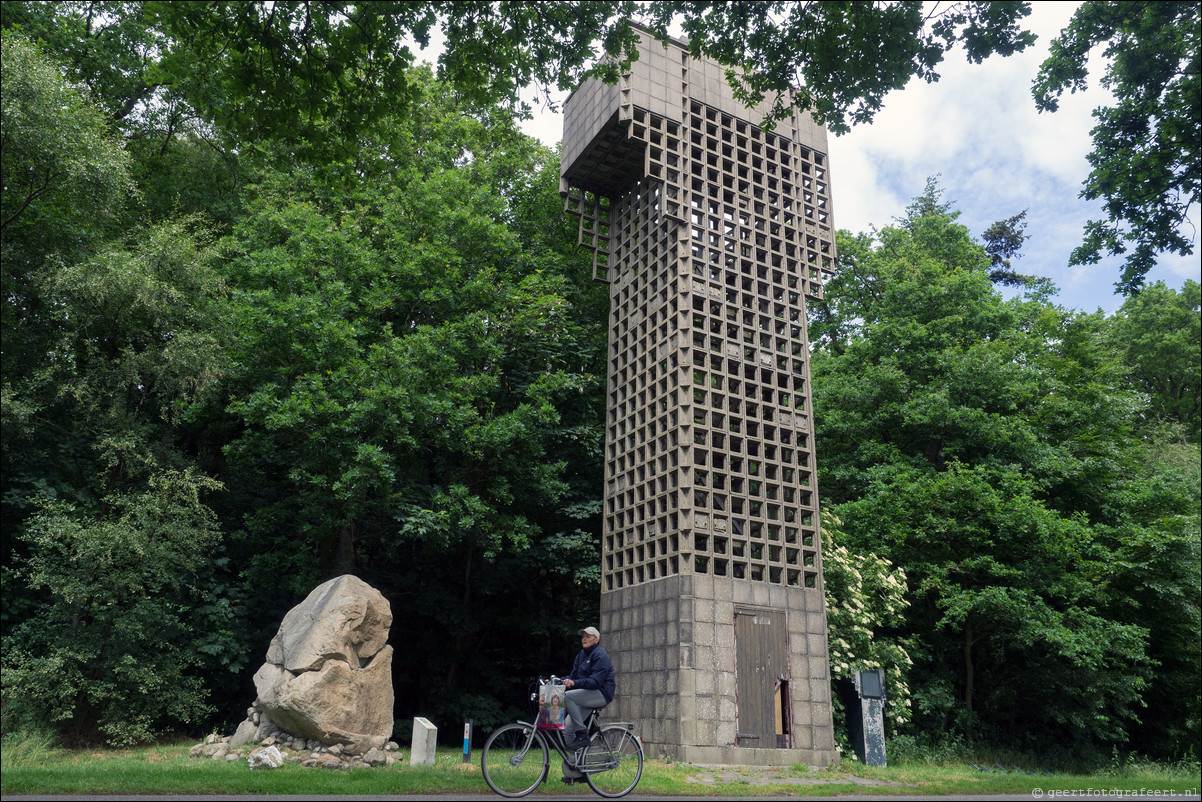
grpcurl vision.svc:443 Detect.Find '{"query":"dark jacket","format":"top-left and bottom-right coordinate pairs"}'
top-left (568, 642), bottom-right (616, 704)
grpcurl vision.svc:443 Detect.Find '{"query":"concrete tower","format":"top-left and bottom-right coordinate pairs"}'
top-left (561, 30), bottom-right (838, 766)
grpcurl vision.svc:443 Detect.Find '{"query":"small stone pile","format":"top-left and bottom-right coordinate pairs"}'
top-left (188, 718), bottom-right (402, 770)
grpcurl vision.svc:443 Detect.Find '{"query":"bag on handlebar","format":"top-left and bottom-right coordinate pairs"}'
top-left (536, 681), bottom-right (567, 730)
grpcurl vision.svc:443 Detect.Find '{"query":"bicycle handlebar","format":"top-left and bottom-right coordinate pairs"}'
top-left (531, 676), bottom-right (564, 702)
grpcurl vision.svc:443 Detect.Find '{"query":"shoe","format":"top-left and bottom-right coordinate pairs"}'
top-left (564, 731), bottom-right (590, 751)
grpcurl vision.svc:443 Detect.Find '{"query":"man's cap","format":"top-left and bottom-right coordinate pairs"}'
top-left (579, 626), bottom-right (601, 639)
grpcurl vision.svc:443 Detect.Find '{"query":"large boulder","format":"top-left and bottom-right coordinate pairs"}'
top-left (253, 575), bottom-right (394, 754)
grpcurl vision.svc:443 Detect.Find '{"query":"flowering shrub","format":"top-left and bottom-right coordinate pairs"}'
top-left (823, 511), bottom-right (912, 730)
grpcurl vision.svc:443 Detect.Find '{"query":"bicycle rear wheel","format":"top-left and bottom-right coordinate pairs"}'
top-left (583, 725), bottom-right (643, 798)
top-left (480, 723), bottom-right (548, 797)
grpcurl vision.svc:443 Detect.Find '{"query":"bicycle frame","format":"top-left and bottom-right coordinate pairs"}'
top-left (511, 714), bottom-right (638, 775)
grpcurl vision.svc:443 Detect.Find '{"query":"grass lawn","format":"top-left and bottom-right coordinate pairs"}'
top-left (2, 738), bottom-right (1199, 797)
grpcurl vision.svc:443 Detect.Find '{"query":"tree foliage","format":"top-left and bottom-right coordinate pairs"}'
top-left (1107, 280), bottom-right (1202, 442)
top-left (981, 210), bottom-right (1049, 289)
top-left (2, 35), bottom-right (239, 744)
top-left (0, 1), bottom-right (646, 164)
top-left (1033, 1), bottom-right (1201, 294)
top-left (646, 1), bottom-right (1036, 133)
top-left (3, 2), bottom-right (1043, 147)
top-left (7, 2), bottom-right (1194, 291)
top-left (201, 69), bottom-right (611, 727)
top-left (0, 31), bottom-right (132, 236)
top-left (0, 210), bottom-right (234, 746)
top-left (2, 470), bottom-right (223, 745)
top-left (812, 182), bottom-right (1200, 755)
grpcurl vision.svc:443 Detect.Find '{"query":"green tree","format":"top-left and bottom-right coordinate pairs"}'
top-left (812, 183), bottom-right (1199, 755)
top-left (0, 31), bottom-right (132, 236)
top-left (3, 219), bottom-right (228, 501)
top-left (0, 2), bottom-right (169, 123)
top-left (2, 471), bottom-right (223, 745)
top-left (1, 33), bottom-right (116, 562)
top-left (1094, 501), bottom-right (1201, 759)
top-left (1, 35), bottom-right (231, 687)
top-left (1033, 1), bottom-right (1201, 294)
top-left (834, 464), bottom-right (1153, 751)
top-left (1, 207), bottom-right (236, 742)
top-left (1, 31), bottom-right (135, 375)
top-left (981, 209), bottom-right (1048, 290)
top-left (1101, 281), bottom-right (1202, 756)
top-left (2, 22), bottom-right (610, 735)
top-left (0, 1), bottom-right (645, 163)
top-left (1107, 280), bottom-right (1202, 442)
top-left (203, 69), bottom-right (611, 724)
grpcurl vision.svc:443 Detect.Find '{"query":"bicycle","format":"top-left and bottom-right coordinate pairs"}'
top-left (480, 677), bottom-right (644, 798)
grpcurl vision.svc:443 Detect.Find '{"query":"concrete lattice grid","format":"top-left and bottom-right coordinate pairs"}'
top-left (561, 30), bottom-right (839, 766)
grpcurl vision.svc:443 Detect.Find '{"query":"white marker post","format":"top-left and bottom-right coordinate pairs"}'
top-left (411, 717), bottom-right (438, 766)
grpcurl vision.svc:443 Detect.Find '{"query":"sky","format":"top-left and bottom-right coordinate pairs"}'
top-left (424, 2), bottom-right (1201, 315)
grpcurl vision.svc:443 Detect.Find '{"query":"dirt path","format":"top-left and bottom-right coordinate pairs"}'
top-left (686, 764), bottom-right (914, 790)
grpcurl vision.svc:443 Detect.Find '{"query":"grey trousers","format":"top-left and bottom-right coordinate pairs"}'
top-left (564, 688), bottom-right (607, 734)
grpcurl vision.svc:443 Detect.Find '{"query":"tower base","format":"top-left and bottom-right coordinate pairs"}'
top-left (601, 575), bottom-right (838, 767)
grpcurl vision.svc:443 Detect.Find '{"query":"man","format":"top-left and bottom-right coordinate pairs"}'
top-left (562, 626), bottom-right (615, 751)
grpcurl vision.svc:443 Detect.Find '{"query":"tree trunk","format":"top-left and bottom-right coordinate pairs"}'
top-left (964, 620), bottom-right (975, 744)
top-left (333, 522), bottom-right (357, 575)
top-left (443, 544), bottom-right (477, 691)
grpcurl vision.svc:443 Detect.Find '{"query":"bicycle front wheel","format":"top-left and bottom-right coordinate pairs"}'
top-left (583, 725), bottom-right (643, 798)
top-left (480, 723), bottom-right (548, 797)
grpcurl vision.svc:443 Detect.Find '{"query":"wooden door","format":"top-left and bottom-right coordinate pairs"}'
top-left (735, 607), bottom-right (788, 748)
